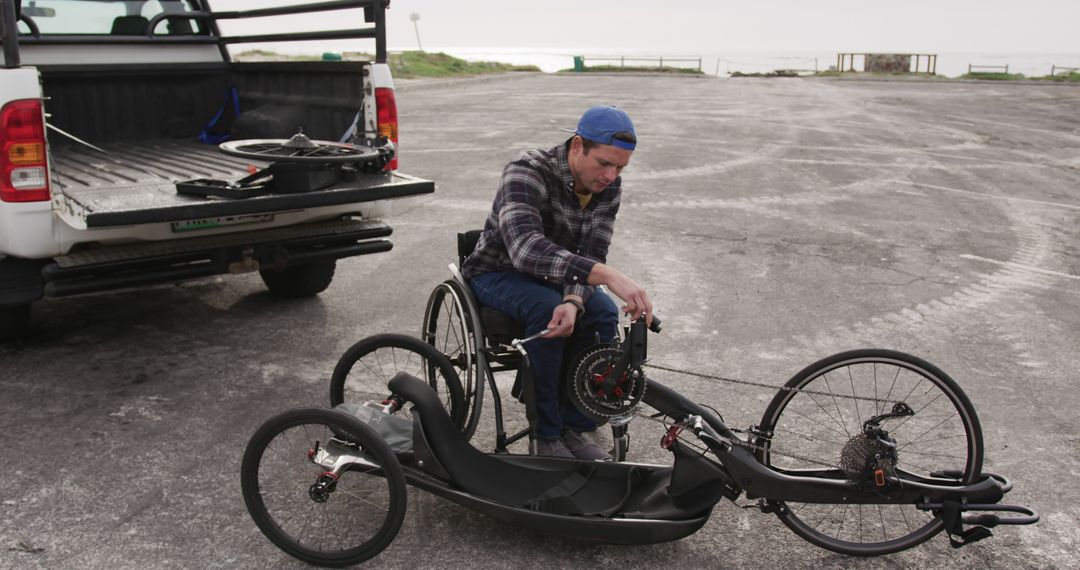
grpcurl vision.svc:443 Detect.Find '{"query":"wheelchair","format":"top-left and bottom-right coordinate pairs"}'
top-left (419, 230), bottom-right (631, 459)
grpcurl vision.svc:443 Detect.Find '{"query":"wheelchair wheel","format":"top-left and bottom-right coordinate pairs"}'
top-left (241, 408), bottom-right (407, 567)
top-left (756, 349), bottom-right (983, 556)
top-left (330, 334), bottom-right (466, 430)
top-left (422, 280), bottom-right (480, 438)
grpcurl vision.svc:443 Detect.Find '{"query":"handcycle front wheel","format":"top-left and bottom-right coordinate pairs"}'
top-left (240, 408), bottom-right (407, 567)
top-left (756, 349), bottom-right (984, 556)
top-left (330, 333), bottom-right (467, 431)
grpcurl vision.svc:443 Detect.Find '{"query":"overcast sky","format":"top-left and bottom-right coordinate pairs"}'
top-left (213, 0), bottom-right (1080, 54)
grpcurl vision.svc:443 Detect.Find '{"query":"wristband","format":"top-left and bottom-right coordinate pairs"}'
top-left (563, 299), bottom-right (585, 316)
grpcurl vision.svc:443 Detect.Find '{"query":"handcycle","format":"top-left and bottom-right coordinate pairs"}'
top-left (240, 239), bottom-right (1039, 566)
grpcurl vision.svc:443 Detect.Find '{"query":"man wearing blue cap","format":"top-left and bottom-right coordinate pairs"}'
top-left (462, 105), bottom-right (654, 459)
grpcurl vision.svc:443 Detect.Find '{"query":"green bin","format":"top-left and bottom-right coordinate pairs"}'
top-left (322, 52), bottom-right (343, 61)
top-left (573, 56), bottom-right (584, 72)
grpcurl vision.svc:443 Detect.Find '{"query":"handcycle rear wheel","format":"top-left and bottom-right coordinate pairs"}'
top-left (240, 408), bottom-right (407, 567)
top-left (330, 334), bottom-right (466, 431)
top-left (422, 279), bottom-right (481, 439)
top-left (756, 349), bottom-right (983, 555)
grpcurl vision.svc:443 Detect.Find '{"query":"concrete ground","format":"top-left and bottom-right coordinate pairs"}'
top-left (2, 74), bottom-right (1079, 569)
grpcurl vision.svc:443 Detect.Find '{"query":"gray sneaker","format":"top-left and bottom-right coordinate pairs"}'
top-left (561, 430), bottom-right (611, 461)
top-left (533, 437), bottom-right (574, 459)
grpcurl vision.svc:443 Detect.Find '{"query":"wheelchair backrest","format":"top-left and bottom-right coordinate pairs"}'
top-left (457, 229), bottom-right (483, 267)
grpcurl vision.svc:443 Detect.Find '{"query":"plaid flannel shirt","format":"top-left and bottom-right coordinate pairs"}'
top-left (461, 141), bottom-right (621, 304)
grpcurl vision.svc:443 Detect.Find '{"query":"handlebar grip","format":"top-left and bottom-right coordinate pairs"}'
top-left (649, 316), bottom-right (662, 333)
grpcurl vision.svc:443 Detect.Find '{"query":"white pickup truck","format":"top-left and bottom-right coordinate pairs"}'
top-left (0, 0), bottom-right (432, 340)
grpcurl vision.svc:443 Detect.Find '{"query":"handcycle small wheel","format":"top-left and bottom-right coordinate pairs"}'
top-left (330, 334), bottom-right (467, 430)
top-left (756, 349), bottom-right (984, 555)
top-left (241, 407), bottom-right (407, 567)
top-left (422, 279), bottom-right (480, 438)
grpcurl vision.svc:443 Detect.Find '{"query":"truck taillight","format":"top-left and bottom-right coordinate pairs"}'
top-left (374, 87), bottom-right (398, 170)
top-left (1, 99), bottom-right (50, 203)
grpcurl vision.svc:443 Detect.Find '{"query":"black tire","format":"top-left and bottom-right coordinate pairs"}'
top-left (421, 280), bottom-right (481, 438)
top-left (0, 303), bottom-right (30, 341)
top-left (756, 349), bottom-right (983, 556)
top-left (220, 137), bottom-right (379, 163)
top-left (241, 407), bottom-right (407, 567)
top-left (259, 260), bottom-right (336, 298)
top-left (330, 334), bottom-right (467, 431)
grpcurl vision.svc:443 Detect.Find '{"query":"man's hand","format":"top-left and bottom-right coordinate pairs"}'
top-left (546, 302), bottom-right (578, 338)
top-left (588, 263), bottom-right (653, 325)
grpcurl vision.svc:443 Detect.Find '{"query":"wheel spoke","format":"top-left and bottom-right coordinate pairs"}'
top-left (802, 390), bottom-right (851, 437)
top-left (848, 367), bottom-right (862, 428)
top-left (821, 373), bottom-right (851, 436)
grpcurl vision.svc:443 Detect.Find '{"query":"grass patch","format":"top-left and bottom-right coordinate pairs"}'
top-left (387, 51), bottom-right (539, 78)
top-left (233, 49), bottom-right (323, 62)
top-left (812, 70), bottom-right (942, 78)
top-left (559, 65), bottom-right (703, 74)
top-left (960, 72), bottom-right (1027, 80)
top-left (1037, 71), bottom-right (1080, 82)
top-left (233, 49), bottom-right (540, 78)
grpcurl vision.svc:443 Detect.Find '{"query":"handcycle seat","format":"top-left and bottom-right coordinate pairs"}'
top-left (389, 371), bottom-right (674, 518)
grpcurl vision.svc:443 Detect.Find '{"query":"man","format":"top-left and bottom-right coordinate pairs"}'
top-left (461, 105), bottom-right (653, 460)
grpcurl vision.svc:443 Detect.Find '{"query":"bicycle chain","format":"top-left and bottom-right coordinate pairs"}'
top-left (630, 361), bottom-right (902, 470)
top-left (631, 408), bottom-right (842, 470)
top-left (643, 362), bottom-right (904, 404)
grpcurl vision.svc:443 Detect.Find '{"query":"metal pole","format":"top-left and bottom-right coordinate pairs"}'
top-left (373, 0), bottom-right (386, 63)
top-left (2, 0), bottom-right (21, 68)
top-left (697, 57), bottom-right (701, 72)
top-left (659, 56), bottom-right (663, 69)
top-left (409, 12), bottom-right (422, 51)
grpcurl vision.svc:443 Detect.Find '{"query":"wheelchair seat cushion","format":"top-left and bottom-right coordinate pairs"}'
top-left (480, 306), bottom-right (525, 344)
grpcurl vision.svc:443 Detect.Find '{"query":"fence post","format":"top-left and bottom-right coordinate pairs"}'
top-left (659, 56), bottom-right (663, 69)
top-left (1005, 64), bottom-right (1009, 74)
top-left (621, 56), bottom-right (624, 68)
top-left (1051, 65), bottom-right (1056, 76)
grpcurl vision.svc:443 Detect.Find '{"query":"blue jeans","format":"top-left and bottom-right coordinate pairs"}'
top-left (469, 271), bottom-right (619, 439)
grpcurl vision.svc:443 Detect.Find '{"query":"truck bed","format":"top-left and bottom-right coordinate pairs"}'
top-left (51, 140), bottom-right (433, 228)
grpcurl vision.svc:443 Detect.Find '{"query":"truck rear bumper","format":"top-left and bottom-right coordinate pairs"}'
top-left (40, 217), bottom-right (392, 298)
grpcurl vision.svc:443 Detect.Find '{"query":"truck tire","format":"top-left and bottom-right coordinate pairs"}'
top-left (0, 303), bottom-right (31, 341)
top-left (259, 260), bottom-right (336, 298)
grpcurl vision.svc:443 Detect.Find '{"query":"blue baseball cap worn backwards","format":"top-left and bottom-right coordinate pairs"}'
top-left (575, 105), bottom-right (636, 151)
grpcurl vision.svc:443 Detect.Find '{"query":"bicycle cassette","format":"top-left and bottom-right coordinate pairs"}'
top-left (567, 345), bottom-right (646, 423)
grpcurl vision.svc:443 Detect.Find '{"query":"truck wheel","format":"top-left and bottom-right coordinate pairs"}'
top-left (259, 260), bottom-right (336, 298)
top-left (0, 303), bottom-right (31, 341)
